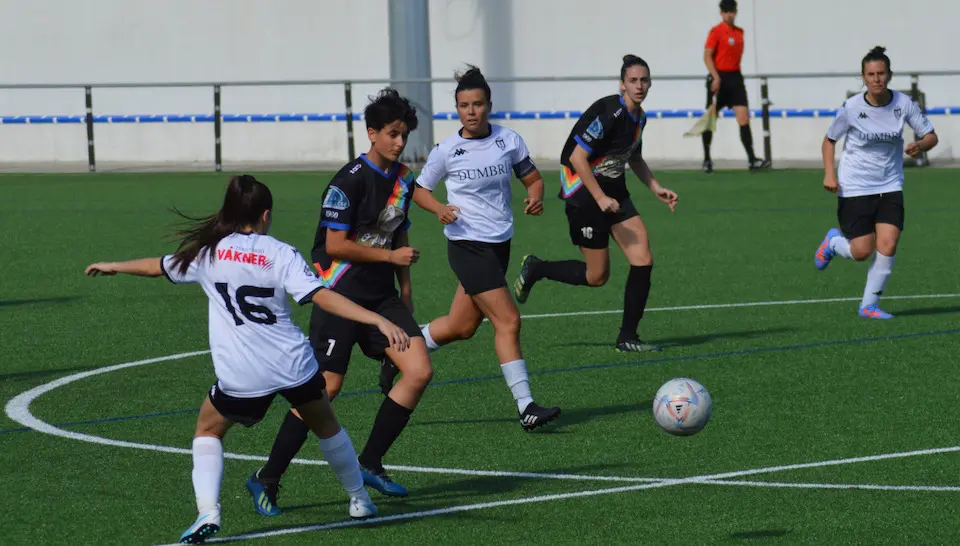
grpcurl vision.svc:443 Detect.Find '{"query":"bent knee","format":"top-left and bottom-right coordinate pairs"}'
top-left (850, 249), bottom-right (873, 262)
top-left (586, 269), bottom-right (609, 287)
top-left (452, 321), bottom-right (482, 341)
top-left (404, 363), bottom-right (434, 388)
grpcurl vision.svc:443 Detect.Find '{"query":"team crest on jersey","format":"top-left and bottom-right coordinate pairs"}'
top-left (586, 117), bottom-right (604, 140)
top-left (894, 108), bottom-right (902, 119)
top-left (323, 186), bottom-right (350, 210)
top-left (728, 37), bottom-right (735, 45)
top-left (496, 137), bottom-right (505, 150)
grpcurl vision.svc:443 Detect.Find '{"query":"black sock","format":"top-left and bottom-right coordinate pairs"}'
top-left (259, 410), bottom-right (310, 482)
top-left (532, 260), bottom-right (589, 286)
top-left (702, 130), bottom-right (713, 162)
top-left (619, 265), bottom-right (652, 342)
top-left (358, 396), bottom-right (413, 473)
top-left (739, 125), bottom-right (757, 162)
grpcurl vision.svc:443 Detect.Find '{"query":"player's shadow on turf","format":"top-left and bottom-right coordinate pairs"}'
top-left (729, 529), bottom-right (790, 540)
top-left (278, 462), bottom-right (640, 524)
top-left (0, 296), bottom-right (79, 307)
top-left (893, 305), bottom-right (960, 317)
top-left (408, 402), bottom-right (649, 430)
top-left (558, 327), bottom-right (795, 349)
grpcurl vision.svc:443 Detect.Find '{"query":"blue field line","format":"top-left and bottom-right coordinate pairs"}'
top-left (3, 326), bottom-right (957, 436)
top-left (0, 107), bottom-right (956, 125)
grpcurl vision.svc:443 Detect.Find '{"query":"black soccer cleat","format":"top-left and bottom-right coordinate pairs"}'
top-left (616, 338), bottom-right (663, 353)
top-left (702, 159), bottom-right (714, 174)
top-left (748, 158), bottom-right (771, 171)
top-left (514, 254), bottom-right (542, 304)
top-left (379, 356), bottom-right (400, 396)
top-left (519, 402), bottom-right (561, 431)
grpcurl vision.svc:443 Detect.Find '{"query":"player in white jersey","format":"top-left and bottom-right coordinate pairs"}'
top-left (380, 66), bottom-right (562, 431)
top-left (84, 175), bottom-right (411, 544)
top-left (814, 47), bottom-right (938, 319)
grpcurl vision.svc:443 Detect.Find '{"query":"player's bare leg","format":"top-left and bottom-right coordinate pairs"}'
top-left (472, 287), bottom-right (560, 431)
top-left (360, 339), bottom-right (432, 497)
top-left (611, 217), bottom-right (661, 352)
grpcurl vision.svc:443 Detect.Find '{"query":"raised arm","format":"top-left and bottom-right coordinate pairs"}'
top-left (85, 257), bottom-right (163, 277)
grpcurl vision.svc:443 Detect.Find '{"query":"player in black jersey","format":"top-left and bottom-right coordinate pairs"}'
top-left (513, 55), bottom-right (678, 353)
top-left (245, 89), bottom-right (431, 514)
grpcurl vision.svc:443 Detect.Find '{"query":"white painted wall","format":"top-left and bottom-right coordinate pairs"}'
top-left (0, 0), bottom-right (956, 166)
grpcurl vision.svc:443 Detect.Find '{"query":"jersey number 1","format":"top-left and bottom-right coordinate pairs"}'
top-left (214, 283), bottom-right (278, 325)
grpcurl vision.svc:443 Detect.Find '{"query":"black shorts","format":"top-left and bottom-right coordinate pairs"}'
top-left (837, 191), bottom-right (904, 239)
top-left (447, 239), bottom-right (511, 296)
top-left (707, 71), bottom-right (748, 110)
top-left (309, 295), bottom-right (422, 375)
top-left (207, 371), bottom-right (326, 427)
top-left (565, 198), bottom-right (640, 249)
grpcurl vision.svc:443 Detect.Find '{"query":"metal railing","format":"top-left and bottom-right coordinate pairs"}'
top-left (2, 70), bottom-right (958, 172)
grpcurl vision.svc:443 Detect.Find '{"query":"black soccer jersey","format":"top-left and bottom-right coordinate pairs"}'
top-left (312, 154), bottom-right (415, 301)
top-left (559, 94), bottom-right (647, 207)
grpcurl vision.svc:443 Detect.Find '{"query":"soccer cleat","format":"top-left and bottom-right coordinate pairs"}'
top-left (378, 356), bottom-right (400, 396)
top-left (245, 470), bottom-right (281, 516)
top-left (859, 305), bottom-right (894, 320)
top-left (815, 228), bottom-right (842, 270)
top-left (360, 465), bottom-right (409, 497)
top-left (702, 159), bottom-right (714, 174)
top-left (519, 402), bottom-right (561, 431)
top-left (514, 254), bottom-right (542, 304)
top-left (616, 339), bottom-right (663, 353)
top-left (749, 158), bottom-right (771, 171)
top-left (179, 512), bottom-right (220, 544)
top-left (349, 495), bottom-right (378, 519)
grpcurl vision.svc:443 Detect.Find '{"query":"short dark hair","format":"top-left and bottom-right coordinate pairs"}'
top-left (620, 54), bottom-right (650, 81)
top-left (455, 65), bottom-right (491, 102)
top-left (861, 46), bottom-right (891, 74)
top-left (719, 0), bottom-right (737, 12)
top-left (364, 88), bottom-right (418, 132)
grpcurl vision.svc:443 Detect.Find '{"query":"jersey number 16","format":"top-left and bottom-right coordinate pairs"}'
top-left (214, 283), bottom-right (278, 325)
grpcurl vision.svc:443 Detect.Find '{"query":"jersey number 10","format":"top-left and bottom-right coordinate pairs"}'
top-left (214, 283), bottom-right (278, 325)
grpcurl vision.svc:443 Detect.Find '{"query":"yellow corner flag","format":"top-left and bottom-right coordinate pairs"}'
top-left (684, 102), bottom-right (717, 137)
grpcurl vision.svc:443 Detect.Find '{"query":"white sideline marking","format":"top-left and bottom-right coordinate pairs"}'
top-left (157, 445), bottom-right (960, 544)
top-left (701, 480), bottom-right (960, 492)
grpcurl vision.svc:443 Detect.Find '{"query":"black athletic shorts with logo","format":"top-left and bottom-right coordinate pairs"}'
top-left (707, 71), bottom-right (749, 110)
top-left (565, 197), bottom-right (640, 249)
top-left (309, 295), bottom-right (422, 375)
top-left (447, 239), bottom-right (511, 296)
top-left (208, 371), bottom-right (327, 427)
top-left (837, 190), bottom-right (904, 239)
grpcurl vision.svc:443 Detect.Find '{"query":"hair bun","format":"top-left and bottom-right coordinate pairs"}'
top-left (870, 46), bottom-right (886, 55)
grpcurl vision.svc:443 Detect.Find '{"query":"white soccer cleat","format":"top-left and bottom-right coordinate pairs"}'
top-left (178, 511), bottom-right (221, 544)
top-left (349, 495), bottom-right (377, 519)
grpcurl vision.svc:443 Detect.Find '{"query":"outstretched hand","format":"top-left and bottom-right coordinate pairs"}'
top-left (655, 187), bottom-right (679, 212)
top-left (84, 262), bottom-right (118, 276)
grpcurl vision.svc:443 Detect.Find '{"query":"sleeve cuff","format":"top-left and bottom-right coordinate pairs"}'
top-left (320, 220), bottom-right (351, 231)
top-left (159, 256), bottom-right (177, 284)
top-left (574, 135), bottom-right (594, 155)
top-left (298, 285), bottom-right (324, 305)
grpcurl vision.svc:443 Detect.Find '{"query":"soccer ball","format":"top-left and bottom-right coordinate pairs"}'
top-left (653, 378), bottom-right (712, 436)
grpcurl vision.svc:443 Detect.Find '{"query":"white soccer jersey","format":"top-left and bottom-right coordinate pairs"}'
top-left (416, 124), bottom-right (537, 243)
top-left (826, 90), bottom-right (934, 197)
top-left (160, 232), bottom-right (324, 398)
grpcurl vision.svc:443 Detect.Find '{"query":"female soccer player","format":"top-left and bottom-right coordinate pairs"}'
top-left (814, 46), bottom-right (937, 318)
top-left (513, 55), bottom-right (678, 353)
top-left (84, 175), bottom-right (410, 544)
top-left (246, 89), bottom-right (431, 512)
top-left (382, 66), bottom-right (561, 431)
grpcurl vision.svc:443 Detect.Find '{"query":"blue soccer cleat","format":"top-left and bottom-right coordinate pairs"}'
top-left (360, 465), bottom-right (408, 497)
top-left (179, 512), bottom-right (220, 544)
top-left (859, 305), bottom-right (893, 320)
top-left (245, 470), bottom-right (281, 516)
top-left (815, 228), bottom-right (842, 270)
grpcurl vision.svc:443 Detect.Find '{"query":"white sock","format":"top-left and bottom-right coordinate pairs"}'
top-left (500, 359), bottom-right (534, 413)
top-left (830, 235), bottom-right (853, 259)
top-left (421, 324), bottom-right (440, 352)
top-left (861, 252), bottom-right (895, 308)
top-left (318, 427), bottom-right (370, 501)
top-left (191, 436), bottom-right (223, 516)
